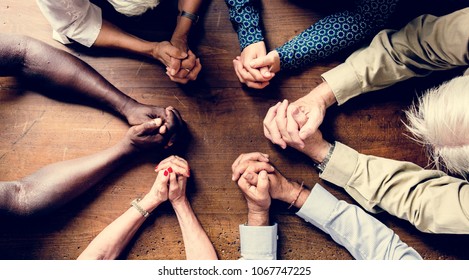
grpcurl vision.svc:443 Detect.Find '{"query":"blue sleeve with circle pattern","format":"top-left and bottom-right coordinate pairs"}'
top-left (276, 0), bottom-right (399, 70)
top-left (225, 0), bottom-right (264, 50)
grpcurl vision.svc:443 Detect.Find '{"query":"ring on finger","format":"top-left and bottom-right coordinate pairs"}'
top-left (184, 68), bottom-right (191, 73)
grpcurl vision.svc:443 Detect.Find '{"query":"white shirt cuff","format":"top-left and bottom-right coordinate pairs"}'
top-left (239, 223), bottom-right (277, 260)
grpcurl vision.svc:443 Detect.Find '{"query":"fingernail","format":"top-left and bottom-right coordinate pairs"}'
top-left (231, 176), bottom-right (235, 181)
top-left (164, 170), bottom-right (169, 176)
top-left (182, 52), bottom-right (187, 57)
top-left (168, 167), bottom-right (173, 173)
top-left (153, 118), bottom-right (162, 126)
top-left (154, 165), bottom-right (158, 170)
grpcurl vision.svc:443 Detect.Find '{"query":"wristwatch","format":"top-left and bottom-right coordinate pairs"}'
top-left (180, 10), bottom-right (199, 24)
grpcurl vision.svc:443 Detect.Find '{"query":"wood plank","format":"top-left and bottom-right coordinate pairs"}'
top-left (0, 0), bottom-right (468, 260)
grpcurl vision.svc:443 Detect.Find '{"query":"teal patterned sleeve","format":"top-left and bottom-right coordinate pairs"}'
top-left (225, 0), bottom-right (264, 50)
top-left (276, 0), bottom-right (399, 70)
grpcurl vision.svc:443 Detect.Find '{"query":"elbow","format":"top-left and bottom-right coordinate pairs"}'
top-left (4, 180), bottom-right (36, 217)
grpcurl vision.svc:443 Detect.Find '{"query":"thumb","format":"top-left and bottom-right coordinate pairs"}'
top-left (135, 118), bottom-right (162, 135)
top-left (250, 55), bottom-right (273, 69)
top-left (257, 170), bottom-right (269, 193)
top-left (168, 57), bottom-right (181, 76)
top-left (299, 115), bottom-right (321, 140)
top-left (291, 106), bottom-right (308, 127)
top-left (167, 46), bottom-right (187, 60)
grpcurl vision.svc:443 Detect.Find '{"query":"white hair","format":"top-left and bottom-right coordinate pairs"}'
top-left (405, 75), bottom-right (469, 177)
top-left (108, 0), bottom-right (160, 17)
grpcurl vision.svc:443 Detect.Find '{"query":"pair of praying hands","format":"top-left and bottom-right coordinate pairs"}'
top-left (125, 106), bottom-right (184, 151)
top-left (231, 152), bottom-right (306, 226)
top-left (146, 156), bottom-right (191, 209)
top-left (152, 39), bottom-right (201, 84)
top-left (232, 41), bottom-right (281, 89)
top-left (262, 89), bottom-right (335, 163)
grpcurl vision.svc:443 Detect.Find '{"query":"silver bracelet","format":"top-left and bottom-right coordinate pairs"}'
top-left (130, 198), bottom-right (149, 218)
top-left (316, 142), bottom-right (335, 173)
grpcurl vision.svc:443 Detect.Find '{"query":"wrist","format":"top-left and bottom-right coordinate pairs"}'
top-left (314, 81), bottom-right (337, 108)
top-left (119, 98), bottom-right (139, 121)
top-left (116, 138), bottom-right (140, 157)
top-left (307, 140), bottom-right (333, 164)
top-left (140, 194), bottom-right (164, 213)
top-left (170, 196), bottom-right (189, 208)
top-left (247, 210), bottom-right (269, 226)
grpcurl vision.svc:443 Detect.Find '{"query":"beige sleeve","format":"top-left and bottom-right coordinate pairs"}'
top-left (320, 142), bottom-right (469, 234)
top-left (321, 8), bottom-right (469, 105)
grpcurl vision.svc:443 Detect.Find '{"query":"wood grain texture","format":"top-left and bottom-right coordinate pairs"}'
top-left (1, 0), bottom-right (469, 260)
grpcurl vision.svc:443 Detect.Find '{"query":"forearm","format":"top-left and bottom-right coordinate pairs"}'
top-left (322, 8), bottom-right (469, 105)
top-left (94, 20), bottom-right (158, 59)
top-left (277, 0), bottom-right (399, 71)
top-left (172, 0), bottom-right (203, 42)
top-left (320, 142), bottom-right (469, 233)
top-left (0, 139), bottom-right (137, 216)
top-left (0, 34), bottom-right (139, 119)
top-left (297, 184), bottom-right (421, 259)
top-left (78, 195), bottom-right (160, 260)
top-left (172, 199), bottom-right (217, 260)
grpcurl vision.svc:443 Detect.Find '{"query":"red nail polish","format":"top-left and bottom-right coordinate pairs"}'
top-left (164, 170), bottom-right (169, 176)
top-left (168, 167), bottom-right (173, 173)
top-left (154, 165), bottom-right (158, 170)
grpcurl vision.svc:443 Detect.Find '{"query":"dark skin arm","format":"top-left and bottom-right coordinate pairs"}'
top-left (0, 34), bottom-right (182, 127)
top-left (0, 116), bottom-right (176, 216)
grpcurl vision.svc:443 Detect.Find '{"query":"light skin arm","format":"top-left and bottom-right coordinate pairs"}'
top-left (0, 118), bottom-right (174, 216)
top-left (156, 156), bottom-right (218, 260)
top-left (78, 169), bottom-right (171, 260)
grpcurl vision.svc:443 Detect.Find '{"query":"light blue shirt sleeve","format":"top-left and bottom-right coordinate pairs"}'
top-left (297, 184), bottom-right (422, 260)
top-left (239, 223), bottom-right (277, 260)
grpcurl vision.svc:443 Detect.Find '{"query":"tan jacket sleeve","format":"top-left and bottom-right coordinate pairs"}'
top-left (320, 142), bottom-right (469, 234)
top-left (321, 8), bottom-right (469, 105)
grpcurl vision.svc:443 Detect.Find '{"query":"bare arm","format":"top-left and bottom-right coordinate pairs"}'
top-left (0, 117), bottom-right (174, 216)
top-left (78, 167), bottom-right (171, 260)
top-left (156, 156), bottom-right (217, 260)
top-left (171, 0), bottom-right (203, 47)
top-left (0, 34), bottom-right (171, 126)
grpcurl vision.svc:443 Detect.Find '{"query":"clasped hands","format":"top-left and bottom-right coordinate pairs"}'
top-left (231, 152), bottom-right (305, 226)
top-left (138, 155), bottom-right (191, 212)
top-left (152, 38), bottom-right (201, 84)
top-left (232, 41), bottom-right (280, 89)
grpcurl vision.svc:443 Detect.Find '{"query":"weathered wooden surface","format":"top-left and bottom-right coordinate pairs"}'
top-left (1, 0), bottom-right (469, 260)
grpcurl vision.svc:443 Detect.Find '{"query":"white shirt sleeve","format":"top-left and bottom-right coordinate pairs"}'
top-left (36, 0), bottom-right (102, 47)
top-left (239, 223), bottom-right (277, 260)
top-left (297, 184), bottom-right (422, 260)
